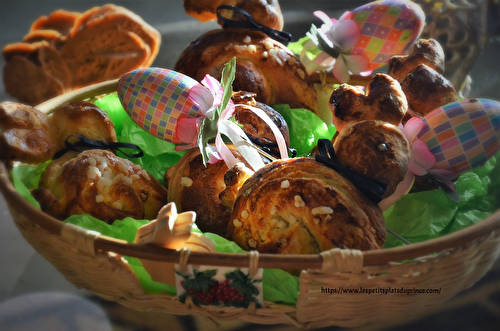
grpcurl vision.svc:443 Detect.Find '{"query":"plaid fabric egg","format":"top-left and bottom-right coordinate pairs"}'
top-left (344, 0), bottom-right (425, 71)
top-left (417, 98), bottom-right (500, 175)
top-left (118, 67), bottom-right (201, 144)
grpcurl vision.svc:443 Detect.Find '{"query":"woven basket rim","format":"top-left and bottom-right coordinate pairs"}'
top-left (1, 79), bottom-right (500, 271)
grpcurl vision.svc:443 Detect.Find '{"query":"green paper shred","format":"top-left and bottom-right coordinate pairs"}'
top-left (272, 104), bottom-right (336, 156)
top-left (384, 153), bottom-right (500, 248)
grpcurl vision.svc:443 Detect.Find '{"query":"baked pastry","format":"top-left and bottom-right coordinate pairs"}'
top-left (329, 74), bottom-right (408, 132)
top-left (332, 120), bottom-right (410, 199)
top-left (49, 101), bottom-right (117, 152)
top-left (399, 64), bottom-right (459, 118)
top-left (232, 91), bottom-right (290, 155)
top-left (183, 0), bottom-right (284, 30)
top-left (165, 145), bottom-right (252, 237)
top-left (0, 101), bottom-right (56, 164)
top-left (32, 149), bottom-right (167, 223)
top-left (3, 42), bottom-right (72, 105)
top-left (0, 100), bottom-right (117, 164)
top-left (174, 28), bottom-right (319, 114)
top-left (387, 38), bottom-right (459, 119)
top-left (61, 4), bottom-right (160, 87)
top-left (227, 157), bottom-right (386, 254)
top-left (3, 5), bottom-right (161, 104)
top-left (388, 38), bottom-right (446, 81)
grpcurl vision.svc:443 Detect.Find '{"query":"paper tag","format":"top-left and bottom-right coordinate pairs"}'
top-left (175, 264), bottom-right (263, 308)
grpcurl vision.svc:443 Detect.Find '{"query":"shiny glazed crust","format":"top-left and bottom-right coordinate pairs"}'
top-left (174, 28), bottom-right (318, 114)
top-left (32, 149), bottom-right (168, 223)
top-left (333, 120), bottom-right (411, 199)
top-left (183, 0), bottom-right (284, 30)
top-left (227, 158), bottom-right (386, 254)
top-left (329, 74), bottom-right (408, 132)
top-left (165, 147), bottom-right (247, 237)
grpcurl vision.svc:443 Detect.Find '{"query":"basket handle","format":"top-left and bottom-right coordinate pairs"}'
top-left (61, 223), bottom-right (101, 257)
top-left (320, 248), bottom-right (364, 274)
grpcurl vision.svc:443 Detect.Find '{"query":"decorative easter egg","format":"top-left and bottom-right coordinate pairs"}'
top-left (343, 0), bottom-right (426, 71)
top-left (416, 98), bottom-right (500, 176)
top-left (117, 67), bottom-right (201, 144)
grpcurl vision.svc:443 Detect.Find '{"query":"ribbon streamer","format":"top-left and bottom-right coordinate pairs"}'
top-left (216, 5), bottom-right (292, 43)
top-left (248, 136), bottom-right (297, 159)
top-left (314, 139), bottom-right (387, 204)
top-left (53, 134), bottom-right (144, 160)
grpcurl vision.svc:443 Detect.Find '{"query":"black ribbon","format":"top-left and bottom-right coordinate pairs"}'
top-left (248, 135), bottom-right (297, 159)
top-left (314, 139), bottom-right (387, 204)
top-left (216, 5), bottom-right (292, 43)
top-left (53, 135), bottom-right (144, 160)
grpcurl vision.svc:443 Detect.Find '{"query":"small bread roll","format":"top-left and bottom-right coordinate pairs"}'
top-left (0, 101), bottom-right (57, 163)
top-left (50, 101), bottom-right (117, 152)
top-left (333, 120), bottom-right (410, 199)
top-left (184, 0), bottom-right (284, 30)
top-left (217, 0), bottom-right (284, 31)
top-left (400, 64), bottom-right (459, 118)
top-left (32, 149), bottom-right (167, 223)
top-left (388, 38), bottom-right (446, 82)
top-left (0, 101), bottom-right (117, 164)
top-left (174, 28), bottom-right (318, 114)
top-left (329, 74), bottom-right (408, 132)
top-left (227, 157), bottom-right (386, 254)
top-left (165, 146), bottom-right (251, 237)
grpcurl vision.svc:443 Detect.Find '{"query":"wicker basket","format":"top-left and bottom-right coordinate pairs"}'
top-left (1, 80), bottom-right (500, 329)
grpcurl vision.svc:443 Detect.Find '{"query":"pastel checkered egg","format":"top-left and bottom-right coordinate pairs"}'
top-left (416, 98), bottom-right (500, 176)
top-left (343, 0), bottom-right (425, 71)
top-left (117, 67), bottom-right (201, 144)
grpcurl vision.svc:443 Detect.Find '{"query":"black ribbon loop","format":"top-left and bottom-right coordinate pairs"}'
top-left (248, 135), bottom-right (297, 159)
top-left (216, 5), bottom-right (292, 43)
top-left (314, 139), bottom-right (387, 204)
top-left (53, 135), bottom-right (144, 160)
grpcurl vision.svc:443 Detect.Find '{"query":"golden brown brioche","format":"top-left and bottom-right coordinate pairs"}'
top-left (50, 101), bottom-right (117, 152)
top-left (0, 101), bottom-right (117, 164)
top-left (0, 101), bottom-right (57, 163)
top-left (32, 149), bottom-right (167, 223)
top-left (174, 28), bottom-right (318, 114)
top-left (329, 74), bottom-right (408, 132)
top-left (217, 0), bottom-right (284, 31)
top-left (227, 157), bottom-right (386, 254)
top-left (400, 64), bottom-right (459, 118)
top-left (165, 146), bottom-right (251, 237)
top-left (332, 120), bottom-right (411, 199)
top-left (183, 0), bottom-right (284, 30)
top-left (388, 38), bottom-right (446, 82)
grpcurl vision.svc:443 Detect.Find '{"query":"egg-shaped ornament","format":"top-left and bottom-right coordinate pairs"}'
top-left (416, 98), bottom-right (500, 177)
top-left (117, 67), bottom-right (201, 144)
top-left (343, 0), bottom-right (426, 71)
